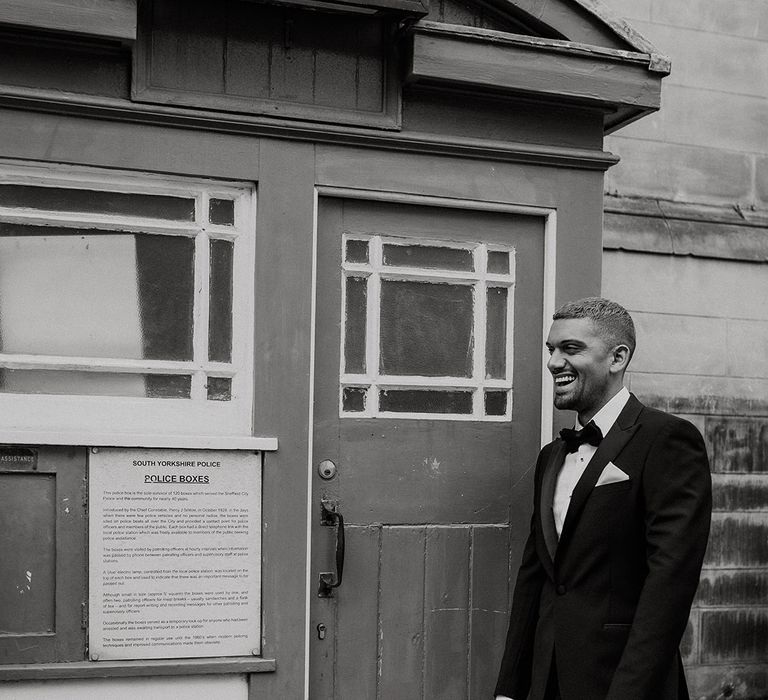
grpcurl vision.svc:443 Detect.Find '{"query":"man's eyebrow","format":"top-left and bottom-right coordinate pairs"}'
top-left (549, 338), bottom-right (587, 346)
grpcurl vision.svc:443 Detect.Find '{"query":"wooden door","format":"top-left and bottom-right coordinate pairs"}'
top-left (310, 197), bottom-right (545, 699)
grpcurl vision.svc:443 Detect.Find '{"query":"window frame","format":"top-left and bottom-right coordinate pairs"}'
top-left (0, 162), bottom-right (257, 440)
top-left (339, 233), bottom-right (516, 421)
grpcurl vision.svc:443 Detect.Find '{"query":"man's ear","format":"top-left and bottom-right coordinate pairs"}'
top-left (609, 344), bottom-right (631, 374)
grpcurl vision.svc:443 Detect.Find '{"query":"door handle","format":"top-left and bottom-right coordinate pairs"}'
top-left (318, 499), bottom-right (345, 598)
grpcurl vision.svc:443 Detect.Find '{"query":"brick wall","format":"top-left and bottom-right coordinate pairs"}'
top-left (601, 1), bottom-right (768, 697)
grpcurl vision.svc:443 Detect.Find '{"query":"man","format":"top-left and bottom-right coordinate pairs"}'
top-left (495, 297), bottom-right (711, 700)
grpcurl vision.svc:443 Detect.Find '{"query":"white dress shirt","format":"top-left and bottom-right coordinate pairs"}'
top-left (494, 386), bottom-right (630, 700)
top-left (553, 386), bottom-right (630, 537)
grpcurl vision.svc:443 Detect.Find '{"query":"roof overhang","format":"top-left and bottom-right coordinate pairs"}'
top-left (405, 21), bottom-right (668, 134)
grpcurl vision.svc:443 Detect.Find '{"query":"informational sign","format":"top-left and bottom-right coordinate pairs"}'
top-left (0, 446), bottom-right (37, 471)
top-left (88, 448), bottom-right (261, 660)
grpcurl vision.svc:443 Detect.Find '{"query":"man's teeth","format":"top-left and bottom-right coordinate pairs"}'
top-left (555, 374), bottom-right (576, 385)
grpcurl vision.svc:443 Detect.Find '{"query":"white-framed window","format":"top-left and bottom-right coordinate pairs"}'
top-left (0, 162), bottom-right (255, 438)
top-left (340, 234), bottom-right (515, 421)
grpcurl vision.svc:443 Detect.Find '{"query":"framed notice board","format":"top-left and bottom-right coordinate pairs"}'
top-left (88, 448), bottom-right (262, 660)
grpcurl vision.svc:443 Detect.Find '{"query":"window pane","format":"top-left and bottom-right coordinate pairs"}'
top-left (484, 390), bottom-right (507, 416)
top-left (380, 280), bottom-right (473, 377)
top-left (206, 376), bottom-right (232, 401)
top-left (0, 230), bottom-right (194, 361)
top-left (345, 239), bottom-right (369, 264)
top-left (209, 239), bottom-right (234, 363)
top-left (0, 370), bottom-right (191, 398)
top-left (344, 277), bottom-right (367, 374)
top-left (209, 198), bottom-right (234, 225)
top-left (0, 185), bottom-right (195, 221)
top-left (487, 251), bottom-right (509, 274)
top-left (379, 389), bottom-right (472, 414)
top-left (486, 287), bottom-right (508, 379)
top-left (342, 387), bottom-right (366, 412)
top-left (136, 236), bottom-right (195, 360)
top-left (383, 244), bottom-right (473, 271)
top-left (145, 375), bottom-right (192, 398)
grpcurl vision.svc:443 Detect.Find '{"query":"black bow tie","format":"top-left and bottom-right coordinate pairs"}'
top-left (559, 421), bottom-right (603, 453)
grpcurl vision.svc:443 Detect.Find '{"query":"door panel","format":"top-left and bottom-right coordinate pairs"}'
top-left (310, 197), bottom-right (544, 698)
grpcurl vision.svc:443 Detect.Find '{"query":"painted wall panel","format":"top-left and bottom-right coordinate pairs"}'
top-left (250, 139), bottom-right (317, 700)
top-left (378, 528), bottom-right (425, 699)
top-left (0, 675), bottom-right (247, 700)
top-left (402, 90), bottom-right (604, 150)
top-left (469, 527), bottom-right (511, 700)
top-left (0, 110), bottom-right (260, 181)
top-left (333, 527), bottom-right (379, 700)
top-left (0, 0), bottom-right (136, 41)
top-left (424, 528), bottom-right (470, 700)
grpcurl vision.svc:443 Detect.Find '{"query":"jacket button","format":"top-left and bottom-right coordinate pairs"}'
top-left (556, 584), bottom-right (566, 595)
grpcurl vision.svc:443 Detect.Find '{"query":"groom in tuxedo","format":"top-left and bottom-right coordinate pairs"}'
top-left (495, 298), bottom-right (711, 700)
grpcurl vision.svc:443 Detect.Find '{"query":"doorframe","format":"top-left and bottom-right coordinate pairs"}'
top-left (303, 186), bottom-right (556, 699)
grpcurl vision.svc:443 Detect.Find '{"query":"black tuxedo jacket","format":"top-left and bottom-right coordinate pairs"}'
top-left (495, 394), bottom-right (711, 700)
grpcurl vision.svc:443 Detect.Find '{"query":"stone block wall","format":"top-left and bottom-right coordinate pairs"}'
top-left (604, 0), bottom-right (768, 209)
top-left (603, 250), bottom-right (768, 699)
top-left (602, 1), bottom-right (768, 696)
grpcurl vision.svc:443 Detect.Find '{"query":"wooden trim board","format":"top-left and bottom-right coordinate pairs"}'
top-left (0, 0), bottom-right (137, 42)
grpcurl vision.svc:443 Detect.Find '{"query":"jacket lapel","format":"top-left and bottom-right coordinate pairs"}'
top-left (540, 441), bottom-right (566, 566)
top-left (556, 394), bottom-right (644, 557)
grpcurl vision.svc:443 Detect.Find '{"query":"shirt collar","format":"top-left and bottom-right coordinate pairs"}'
top-left (576, 386), bottom-right (630, 436)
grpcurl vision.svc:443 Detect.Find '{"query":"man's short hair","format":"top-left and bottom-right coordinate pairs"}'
top-left (553, 297), bottom-right (636, 358)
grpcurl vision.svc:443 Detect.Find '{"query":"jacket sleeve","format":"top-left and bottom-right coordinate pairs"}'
top-left (494, 456), bottom-right (548, 699)
top-left (606, 417), bottom-right (712, 699)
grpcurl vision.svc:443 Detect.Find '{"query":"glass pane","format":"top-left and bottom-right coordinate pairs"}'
top-left (145, 375), bottom-right (193, 398)
top-left (0, 185), bottom-right (195, 221)
top-left (342, 387), bottom-right (366, 412)
top-left (209, 198), bottom-right (234, 225)
top-left (0, 229), bottom-right (194, 361)
top-left (379, 389), bottom-right (472, 414)
top-left (345, 239), bottom-right (369, 264)
top-left (206, 376), bottom-right (232, 401)
top-left (344, 277), bottom-right (367, 374)
top-left (380, 280), bottom-right (473, 377)
top-left (0, 369), bottom-right (191, 398)
top-left (484, 390), bottom-right (507, 416)
top-left (209, 239), bottom-right (233, 363)
top-left (487, 251), bottom-right (510, 274)
top-left (383, 244), bottom-right (473, 271)
top-left (486, 287), bottom-right (508, 379)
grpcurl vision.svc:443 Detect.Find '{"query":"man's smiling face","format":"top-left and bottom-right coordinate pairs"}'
top-left (545, 317), bottom-right (619, 421)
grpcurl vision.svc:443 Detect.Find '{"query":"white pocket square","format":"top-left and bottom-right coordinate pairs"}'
top-left (596, 462), bottom-right (630, 486)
